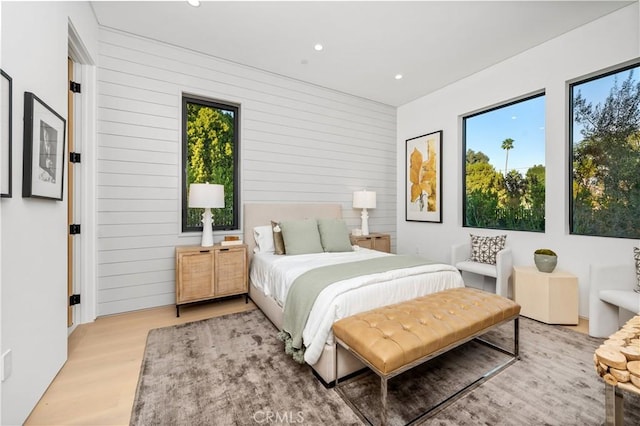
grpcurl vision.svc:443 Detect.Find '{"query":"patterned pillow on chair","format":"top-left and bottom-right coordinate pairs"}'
top-left (469, 234), bottom-right (507, 265)
top-left (634, 247), bottom-right (640, 293)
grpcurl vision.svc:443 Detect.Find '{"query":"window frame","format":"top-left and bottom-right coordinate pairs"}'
top-left (461, 91), bottom-right (546, 232)
top-left (181, 94), bottom-right (240, 233)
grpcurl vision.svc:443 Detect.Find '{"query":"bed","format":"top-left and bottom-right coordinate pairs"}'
top-left (243, 203), bottom-right (464, 384)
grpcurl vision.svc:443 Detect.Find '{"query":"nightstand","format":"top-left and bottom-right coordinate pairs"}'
top-left (175, 244), bottom-right (248, 316)
top-left (350, 233), bottom-right (391, 253)
top-left (513, 266), bottom-right (578, 325)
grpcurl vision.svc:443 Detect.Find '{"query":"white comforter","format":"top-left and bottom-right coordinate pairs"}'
top-left (250, 248), bottom-right (464, 365)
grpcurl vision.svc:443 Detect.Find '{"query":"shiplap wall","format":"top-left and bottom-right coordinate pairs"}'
top-left (97, 28), bottom-right (397, 316)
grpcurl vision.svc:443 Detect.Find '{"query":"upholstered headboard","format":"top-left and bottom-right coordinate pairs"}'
top-left (243, 203), bottom-right (342, 260)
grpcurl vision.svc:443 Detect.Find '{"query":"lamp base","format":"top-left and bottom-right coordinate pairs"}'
top-left (360, 208), bottom-right (370, 236)
top-left (200, 208), bottom-right (214, 247)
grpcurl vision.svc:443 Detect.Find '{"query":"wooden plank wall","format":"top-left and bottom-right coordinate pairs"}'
top-left (97, 28), bottom-right (397, 316)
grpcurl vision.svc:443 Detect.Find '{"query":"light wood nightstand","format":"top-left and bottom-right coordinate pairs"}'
top-left (513, 265), bottom-right (578, 325)
top-left (175, 244), bottom-right (248, 317)
top-left (350, 233), bottom-right (391, 253)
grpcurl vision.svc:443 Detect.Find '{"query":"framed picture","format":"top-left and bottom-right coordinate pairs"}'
top-left (22, 92), bottom-right (66, 200)
top-left (406, 130), bottom-right (443, 223)
top-left (1, 69), bottom-right (12, 198)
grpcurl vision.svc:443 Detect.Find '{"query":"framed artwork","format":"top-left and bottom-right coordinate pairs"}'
top-left (1, 69), bottom-right (11, 198)
top-left (22, 92), bottom-right (66, 200)
top-left (406, 130), bottom-right (442, 223)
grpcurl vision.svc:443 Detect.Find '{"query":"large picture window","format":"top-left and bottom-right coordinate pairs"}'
top-left (463, 93), bottom-right (546, 232)
top-left (570, 64), bottom-right (640, 239)
top-left (182, 95), bottom-right (239, 232)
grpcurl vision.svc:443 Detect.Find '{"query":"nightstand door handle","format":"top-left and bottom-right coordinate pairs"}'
top-left (199, 249), bottom-right (210, 253)
top-left (220, 248), bottom-right (230, 251)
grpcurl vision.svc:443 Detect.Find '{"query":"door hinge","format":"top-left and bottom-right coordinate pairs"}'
top-left (69, 224), bottom-right (81, 235)
top-left (69, 294), bottom-right (81, 306)
top-left (69, 152), bottom-right (81, 163)
top-left (69, 81), bottom-right (81, 93)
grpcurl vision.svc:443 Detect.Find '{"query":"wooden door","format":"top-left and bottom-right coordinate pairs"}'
top-left (215, 247), bottom-right (247, 296)
top-left (177, 249), bottom-right (215, 303)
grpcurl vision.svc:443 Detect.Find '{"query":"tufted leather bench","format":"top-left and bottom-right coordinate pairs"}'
top-left (333, 287), bottom-right (520, 425)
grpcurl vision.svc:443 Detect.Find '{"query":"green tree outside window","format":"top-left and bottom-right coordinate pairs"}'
top-left (182, 96), bottom-right (239, 231)
top-left (571, 66), bottom-right (640, 239)
top-left (463, 93), bottom-right (546, 232)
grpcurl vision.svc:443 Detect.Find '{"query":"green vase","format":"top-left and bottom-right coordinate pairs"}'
top-left (534, 254), bottom-right (557, 273)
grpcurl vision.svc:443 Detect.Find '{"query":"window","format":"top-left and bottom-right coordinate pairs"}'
top-left (463, 93), bottom-right (546, 232)
top-left (570, 63), bottom-right (640, 239)
top-left (182, 95), bottom-right (239, 232)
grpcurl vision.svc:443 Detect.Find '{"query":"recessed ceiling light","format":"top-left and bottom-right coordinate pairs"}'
top-left (395, 74), bottom-right (403, 80)
top-left (314, 43), bottom-right (324, 51)
top-left (187, 0), bottom-right (200, 7)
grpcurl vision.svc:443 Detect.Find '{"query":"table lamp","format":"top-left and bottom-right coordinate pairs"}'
top-left (188, 183), bottom-right (225, 247)
top-left (353, 190), bottom-right (376, 236)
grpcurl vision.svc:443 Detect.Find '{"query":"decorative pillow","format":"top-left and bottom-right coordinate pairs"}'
top-left (634, 247), bottom-right (640, 293)
top-left (469, 234), bottom-right (507, 265)
top-left (253, 225), bottom-right (275, 254)
top-left (279, 219), bottom-right (324, 255)
top-left (271, 221), bottom-right (286, 255)
top-left (317, 218), bottom-right (353, 253)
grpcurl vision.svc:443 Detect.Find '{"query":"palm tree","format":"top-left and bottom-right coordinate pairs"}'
top-left (501, 138), bottom-right (514, 176)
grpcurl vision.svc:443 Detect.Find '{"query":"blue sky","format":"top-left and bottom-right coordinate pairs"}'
top-left (465, 65), bottom-right (639, 174)
top-left (465, 95), bottom-right (545, 174)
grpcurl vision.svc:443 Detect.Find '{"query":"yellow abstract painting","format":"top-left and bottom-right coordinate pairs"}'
top-left (406, 131), bottom-right (442, 222)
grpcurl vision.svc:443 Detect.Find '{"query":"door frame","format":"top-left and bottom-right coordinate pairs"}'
top-left (68, 22), bottom-right (97, 328)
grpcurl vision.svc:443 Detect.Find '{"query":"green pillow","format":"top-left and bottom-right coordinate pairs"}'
top-left (279, 219), bottom-right (324, 255)
top-left (317, 218), bottom-right (353, 252)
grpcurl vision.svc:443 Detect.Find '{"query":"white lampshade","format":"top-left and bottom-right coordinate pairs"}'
top-left (189, 183), bottom-right (225, 208)
top-left (353, 190), bottom-right (376, 209)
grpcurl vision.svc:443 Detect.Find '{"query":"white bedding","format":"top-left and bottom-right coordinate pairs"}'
top-left (250, 248), bottom-right (464, 365)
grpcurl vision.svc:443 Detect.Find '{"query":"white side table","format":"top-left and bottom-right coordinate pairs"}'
top-left (513, 266), bottom-right (579, 325)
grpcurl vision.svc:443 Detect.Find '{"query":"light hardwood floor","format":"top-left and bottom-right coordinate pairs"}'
top-left (24, 298), bottom-right (589, 425)
top-left (25, 298), bottom-right (255, 426)
top-left (562, 316), bottom-right (589, 334)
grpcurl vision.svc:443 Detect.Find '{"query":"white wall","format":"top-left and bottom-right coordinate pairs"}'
top-left (96, 28), bottom-right (397, 316)
top-left (397, 4), bottom-right (640, 318)
top-left (0, 2), bottom-right (98, 424)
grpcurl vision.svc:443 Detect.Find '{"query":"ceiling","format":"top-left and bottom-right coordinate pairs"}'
top-left (91, 1), bottom-right (633, 107)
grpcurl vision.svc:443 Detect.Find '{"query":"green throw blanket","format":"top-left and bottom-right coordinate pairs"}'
top-left (279, 255), bottom-right (435, 363)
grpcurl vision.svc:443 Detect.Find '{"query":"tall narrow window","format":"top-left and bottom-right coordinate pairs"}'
top-left (182, 96), bottom-right (239, 232)
top-left (463, 93), bottom-right (546, 232)
top-left (570, 64), bottom-right (640, 239)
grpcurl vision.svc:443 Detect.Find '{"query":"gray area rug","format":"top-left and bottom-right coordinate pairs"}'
top-left (131, 308), bottom-right (640, 426)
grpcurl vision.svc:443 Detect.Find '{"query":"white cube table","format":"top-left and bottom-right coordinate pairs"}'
top-left (514, 266), bottom-right (579, 325)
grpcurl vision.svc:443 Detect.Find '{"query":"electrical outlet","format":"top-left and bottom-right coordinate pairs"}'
top-left (1, 349), bottom-right (12, 381)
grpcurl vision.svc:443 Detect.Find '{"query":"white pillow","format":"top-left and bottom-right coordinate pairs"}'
top-left (253, 225), bottom-right (275, 254)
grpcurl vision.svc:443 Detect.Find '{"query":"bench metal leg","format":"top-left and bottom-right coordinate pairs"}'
top-left (381, 376), bottom-right (388, 426)
top-left (334, 343), bottom-right (339, 388)
top-left (514, 317), bottom-right (519, 357)
top-left (605, 383), bottom-right (623, 426)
